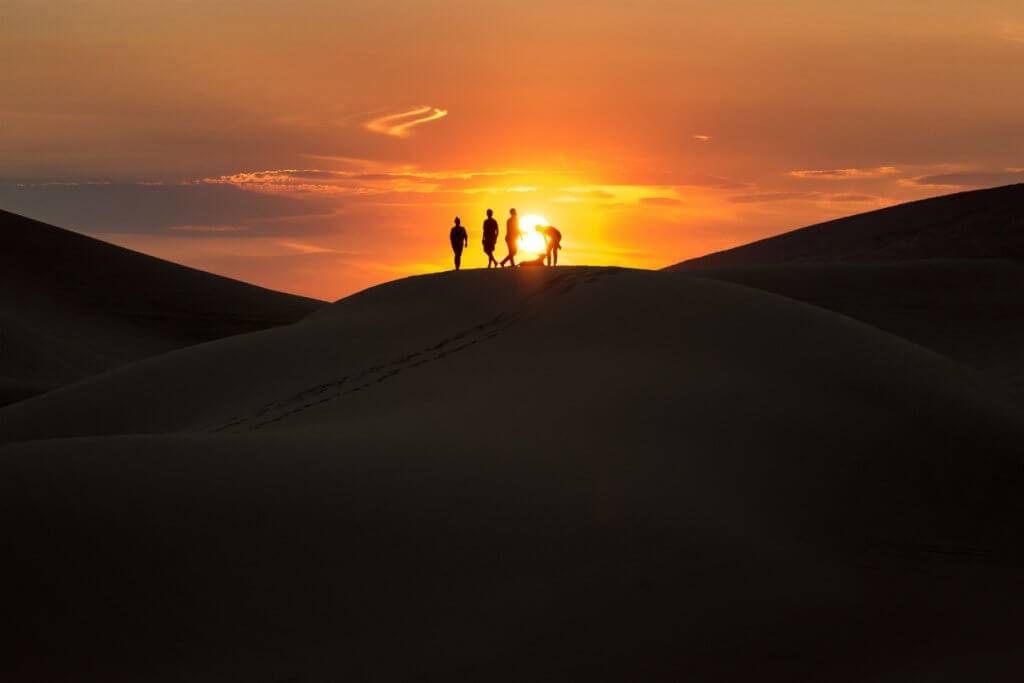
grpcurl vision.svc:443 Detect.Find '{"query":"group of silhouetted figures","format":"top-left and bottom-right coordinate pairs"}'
top-left (449, 208), bottom-right (562, 271)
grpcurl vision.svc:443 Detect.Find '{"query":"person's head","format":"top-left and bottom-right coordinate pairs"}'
top-left (454, 216), bottom-right (461, 225)
top-left (510, 208), bottom-right (517, 216)
top-left (486, 209), bottom-right (493, 217)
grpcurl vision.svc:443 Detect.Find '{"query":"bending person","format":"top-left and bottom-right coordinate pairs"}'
top-left (540, 224), bottom-right (562, 266)
top-left (449, 216), bottom-right (468, 270)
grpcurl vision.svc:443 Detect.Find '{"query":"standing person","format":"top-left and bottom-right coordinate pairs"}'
top-left (499, 208), bottom-right (520, 267)
top-left (482, 209), bottom-right (499, 268)
top-left (539, 225), bottom-right (562, 266)
top-left (449, 216), bottom-right (468, 270)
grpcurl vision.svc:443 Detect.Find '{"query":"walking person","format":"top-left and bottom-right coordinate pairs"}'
top-left (499, 208), bottom-right (520, 267)
top-left (482, 209), bottom-right (499, 268)
top-left (450, 216), bottom-right (468, 270)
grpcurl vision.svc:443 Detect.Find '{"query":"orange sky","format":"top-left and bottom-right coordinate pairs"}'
top-left (2, 0), bottom-right (1023, 300)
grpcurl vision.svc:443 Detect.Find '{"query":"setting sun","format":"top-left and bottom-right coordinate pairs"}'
top-left (518, 214), bottom-right (550, 255)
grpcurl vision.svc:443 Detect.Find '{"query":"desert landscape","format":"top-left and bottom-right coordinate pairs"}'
top-left (3, 184), bottom-right (1023, 680)
top-left (5, 1), bottom-right (1023, 678)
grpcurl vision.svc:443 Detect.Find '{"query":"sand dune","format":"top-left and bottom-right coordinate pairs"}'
top-left (675, 183), bottom-right (1024, 268)
top-left (675, 260), bottom-right (1024, 406)
top-left (4, 266), bottom-right (1024, 681)
top-left (0, 210), bottom-right (323, 406)
top-left (669, 185), bottom-right (1024, 408)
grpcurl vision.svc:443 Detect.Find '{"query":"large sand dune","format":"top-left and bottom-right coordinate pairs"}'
top-left (4, 266), bottom-right (1024, 681)
top-left (676, 183), bottom-right (1024, 268)
top-left (674, 260), bottom-right (1024, 406)
top-left (0, 210), bottom-right (322, 406)
top-left (669, 184), bottom-right (1024, 407)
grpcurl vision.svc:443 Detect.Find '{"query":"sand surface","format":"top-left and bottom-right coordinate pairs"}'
top-left (675, 183), bottom-right (1024, 268)
top-left (675, 260), bottom-right (1024, 406)
top-left (669, 184), bottom-right (1024, 408)
top-left (0, 210), bottom-right (322, 406)
top-left (4, 266), bottom-right (1024, 681)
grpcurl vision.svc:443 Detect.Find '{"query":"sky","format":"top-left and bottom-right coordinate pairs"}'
top-left (2, 0), bottom-right (1023, 300)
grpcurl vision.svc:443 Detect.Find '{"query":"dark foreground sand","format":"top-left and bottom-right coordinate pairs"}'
top-left (3, 266), bottom-right (1024, 681)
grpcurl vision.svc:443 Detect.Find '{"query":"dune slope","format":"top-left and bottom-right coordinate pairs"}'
top-left (673, 183), bottom-right (1024, 269)
top-left (3, 267), bottom-right (1024, 681)
top-left (676, 260), bottom-right (1024, 406)
top-left (668, 185), bottom-right (1024, 407)
top-left (0, 209), bottom-right (323, 405)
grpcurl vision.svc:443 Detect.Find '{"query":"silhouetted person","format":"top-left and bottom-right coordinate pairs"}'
top-left (500, 208), bottom-right (520, 267)
top-left (482, 209), bottom-right (499, 268)
top-left (450, 216), bottom-right (468, 270)
top-left (539, 225), bottom-right (562, 266)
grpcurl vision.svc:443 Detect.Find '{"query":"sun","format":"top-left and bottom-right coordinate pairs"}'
top-left (517, 214), bottom-right (549, 255)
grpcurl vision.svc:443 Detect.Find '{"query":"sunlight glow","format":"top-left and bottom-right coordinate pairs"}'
top-left (518, 214), bottom-right (549, 255)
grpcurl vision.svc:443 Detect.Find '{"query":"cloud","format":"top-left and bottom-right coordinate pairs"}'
top-left (692, 134), bottom-right (711, 142)
top-left (827, 193), bottom-right (876, 201)
top-left (562, 188), bottom-right (616, 200)
top-left (789, 166), bottom-right (899, 179)
top-left (728, 190), bottom-right (881, 204)
top-left (170, 225), bottom-right (249, 233)
top-left (364, 106), bottom-right (448, 138)
top-left (639, 196), bottom-right (684, 206)
top-left (277, 240), bottom-right (335, 254)
top-left (676, 173), bottom-right (750, 190)
top-left (0, 181), bottom-right (336, 235)
top-left (827, 193), bottom-right (878, 202)
top-left (194, 167), bottom-right (546, 199)
top-left (907, 170), bottom-right (1024, 187)
top-left (1000, 22), bottom-right (1024, 43)
top-left (728, 191), bottom-right (818, 203)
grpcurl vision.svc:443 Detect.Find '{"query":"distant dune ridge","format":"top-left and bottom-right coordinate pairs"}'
top-left (669, 183), bottom-right (1024, 405)
top-left (675, 183), bottom-right (1024, 268)
top-left (3, 187), bottom-right (1024, 680)
top-left (0, 209), bottom-right (323, 406)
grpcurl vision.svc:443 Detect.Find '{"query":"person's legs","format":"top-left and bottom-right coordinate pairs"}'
top-left (454, 248), bottom-right (462, 270)
top-left (553, 246), bottom-right (558, 266)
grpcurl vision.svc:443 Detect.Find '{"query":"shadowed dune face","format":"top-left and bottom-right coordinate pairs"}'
top-left (674, 260), bottom-right (1024, 407)
top-left (665, 184), bottom-right (1024, 409)
top-left (0, 210), bottom-right (323, 406)
top-left (3, 267), bottom-right (1024, 680)
top-left (673, 183), bottom-right (1024, 269)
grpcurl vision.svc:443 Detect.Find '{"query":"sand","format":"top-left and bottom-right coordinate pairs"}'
top-left (0, 210), bottom-right (322, 406)
top-left (674, 183), bottom-right (1024, 268)
top-left (668, 184), bottom-right (1024, 408)
top-left (674, 260), bottom-right (1024, 406)
top-left (4, 266), bottom-right (1024, 681)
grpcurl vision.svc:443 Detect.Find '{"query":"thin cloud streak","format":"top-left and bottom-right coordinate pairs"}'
top-left (789, 166), bottom-right (899, 179)
top-left (364, 106), bottom-right (449, 138)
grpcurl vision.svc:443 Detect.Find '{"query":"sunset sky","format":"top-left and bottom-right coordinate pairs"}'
top-left (3, 0), bottom-right (1023, 300)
